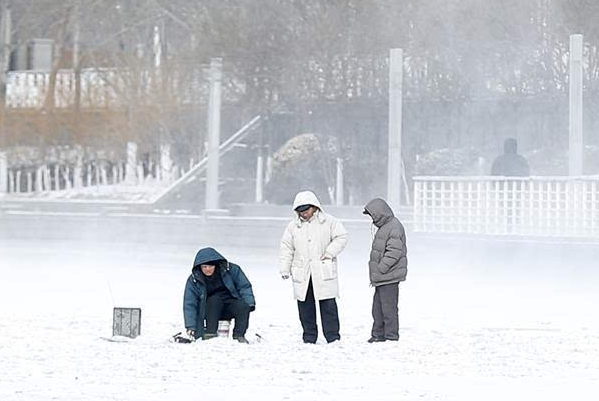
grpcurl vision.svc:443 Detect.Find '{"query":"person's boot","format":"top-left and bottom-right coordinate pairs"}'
top-left (202, 333), bottom-right (218, 340)
top-left (233, 335), bottom-right (249, 344)
top-left (367, 336), bottom-right (386, 343)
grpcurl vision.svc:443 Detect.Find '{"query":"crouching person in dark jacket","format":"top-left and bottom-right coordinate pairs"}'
top-left (363, 198), bottom-right (408, 343)
top-left (183, 247), bottom-right (256, 343)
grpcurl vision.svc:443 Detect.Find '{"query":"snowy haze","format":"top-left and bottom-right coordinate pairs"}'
top-left (1, 218), bottom-right (598, 401)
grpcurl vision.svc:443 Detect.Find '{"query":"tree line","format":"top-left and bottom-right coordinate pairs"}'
top-left (1, 0), bottom-right (598, 201)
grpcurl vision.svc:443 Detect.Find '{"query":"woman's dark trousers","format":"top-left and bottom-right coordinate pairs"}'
top-left (297, 278), bottom-right (340, 343)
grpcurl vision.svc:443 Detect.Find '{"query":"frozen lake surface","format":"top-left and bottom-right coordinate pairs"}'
top-left (1, 235), bottom-right (598, 400)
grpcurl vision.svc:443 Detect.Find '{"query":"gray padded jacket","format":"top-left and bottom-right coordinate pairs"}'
top-left (364, 198), bottom-right (408, 286)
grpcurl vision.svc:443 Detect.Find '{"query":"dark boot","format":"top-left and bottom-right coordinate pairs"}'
top-left (367, 336), bottom-right (386, 343)
top-left (202, 333), bottom-right (218, 340)
top-left (233, 335), bottom-right (249, 344)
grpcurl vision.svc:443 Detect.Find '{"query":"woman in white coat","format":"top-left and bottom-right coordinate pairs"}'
top-left (280, 190), bottom-right (348, 343)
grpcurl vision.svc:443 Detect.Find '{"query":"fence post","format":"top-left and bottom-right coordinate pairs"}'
top-left (35, 166), bottom-right (43, 192)
top-left (74, 157), bottom-right (83, 188)
top-left (112, 164), bottom-right (118, 184)
top-left (53, 165), bottom-right (59, 190)
top-left (136, 164), bottom-right (144, 185)
top-left (43, 165), bottom-right (50, 191)
top-left (26, 171), bottom-right (32, 192)
top-left (101, 164), bottom-right (108, 185)
top-left (94, 163), bottom-right (100, 185)
top-left (86, 164), bottom-right (91, 187)
top-left (255, 153), bottom-right (264, 203)
top-left (8, 169), bottom-right (13, 192)
top-left (15, 169), bottom-right (21, 193)
top-left (160, 143), bottom-right (172, 184)
top-left (0, 152), bottom-right (7, 194)
top-left (64, 166), bottom-right (72, 190)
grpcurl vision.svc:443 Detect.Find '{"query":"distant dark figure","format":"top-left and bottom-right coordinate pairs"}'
top-left (490, 138), bottom-right (530, 177)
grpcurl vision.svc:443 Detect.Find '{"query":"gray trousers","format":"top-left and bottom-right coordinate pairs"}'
top-left (371, 283), bottom-right (399, 340)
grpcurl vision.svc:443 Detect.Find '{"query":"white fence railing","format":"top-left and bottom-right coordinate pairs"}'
top-left (5, 67), bottom-right (211, 109)
top-left (6, 69), bottom-right (123, 108)
top-left (2, 160), bottom-right (180, 195)
top-left (413, 176), bottom-right (599, 239)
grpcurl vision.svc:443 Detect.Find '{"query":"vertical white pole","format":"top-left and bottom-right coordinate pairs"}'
top-left (15, 169), bottom-right (21, 193)
top-left (35, 166), bottom-right (42, 192)
top-left (126, 142), bottom-right (137, 184)
top-left (86, 164), bottom-right (91, 187)
top-left (94, 164), bottom-right (100, 186)
top-left (153, 25), bottom-right (162, 69)
top-left (160, 143), bottom-right (172, 183)
top-left (26, 171), bottom-right (32, 192)
top-left (54, 165), bottom-right (60, 190)
top-left (388, 48), bottom-right (403, 212)
top-left (205, 58), bottom-right (222, 210)
top-left (335, 157), bottom-right (344, 206)
top-left (255, 154), bottom-right (263, 203)
top-left (100, 165), bottom-right (107, 186)
top-left (0, 151), bottom-right (6, 194)
top-left (0, 7), bottom-right (12, 153)
top-left (43, 165), bottom-right (50, 190)
top-left (74, 157), bottom-right (83, 188)
top-left (136, 164), bottom-right (144, 185)
top-left (569, 34), bottom-right (584, 176)
top-left (255, 127), bottom-right (265, 203)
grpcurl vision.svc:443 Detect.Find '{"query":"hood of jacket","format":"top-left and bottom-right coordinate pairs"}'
top-left (364, 198), bottom-right (394, 228)
top-left (192, 247), bottom-right (228, 276)
top-left (292, 190), bottom-right (323, 211)
top-left (292, 190), bottom-right (327, 226)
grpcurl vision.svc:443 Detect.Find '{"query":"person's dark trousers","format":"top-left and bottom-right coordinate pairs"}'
top-left (205, 294), bottom-right (251, 337)
top-left (371, 283), bottom-right (399, 340)
top-left (297, 278), bottom-right (340, 343)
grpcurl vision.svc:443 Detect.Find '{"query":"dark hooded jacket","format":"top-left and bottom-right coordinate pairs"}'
top-left (491, 138), bottom-right (530, 177)
top-left (364, 198), bottom-right (407, 286)
top-left (183, 247), bottom-right (255, 338)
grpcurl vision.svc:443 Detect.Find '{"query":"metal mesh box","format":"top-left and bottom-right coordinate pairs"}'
top-left (112, 307), bottom-right (141, 338)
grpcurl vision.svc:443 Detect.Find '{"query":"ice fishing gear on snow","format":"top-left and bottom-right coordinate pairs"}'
top-left (172, 332), bottom-right (194, 343)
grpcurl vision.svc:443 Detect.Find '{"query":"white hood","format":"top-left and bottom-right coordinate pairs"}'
top-left (292, 190), bottom-right (323, 211)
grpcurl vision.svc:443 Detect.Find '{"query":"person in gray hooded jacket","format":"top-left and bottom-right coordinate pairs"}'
top-left (363, 198), bottom-right (407, 342)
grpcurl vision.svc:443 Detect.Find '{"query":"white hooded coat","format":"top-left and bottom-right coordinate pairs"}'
top-left (280, 191), bottom-right (348, 301)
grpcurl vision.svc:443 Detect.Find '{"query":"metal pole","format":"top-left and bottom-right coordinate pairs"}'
top-left (73, 3), bottom-right (81, 110)
top-left (0, 6), bottom-right (11, 194)
top-left (255, 127), bottom-right (264, 203)
top-left (205, 58), bottom-right (222, 210)
top-left (335, 157), bottom-right (344, 206)
top-left (387, 48), bottom-right (403, 211)
top-left (569, 34), bottom-right (583, 176)
top-left (255, 155), bottom-right (264, 203)
top-left (0, 6), bottom-right (11, 149)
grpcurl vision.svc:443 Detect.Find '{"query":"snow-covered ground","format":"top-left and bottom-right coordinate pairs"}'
top-left (1, 238), bottom-right (598, 400)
